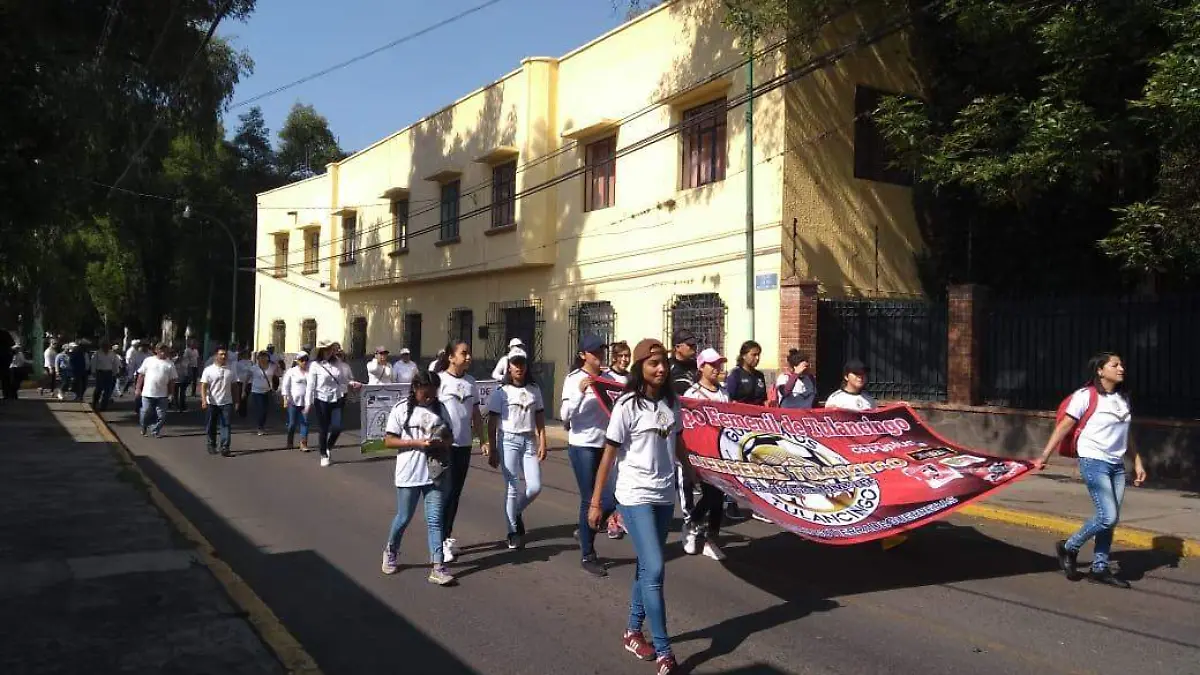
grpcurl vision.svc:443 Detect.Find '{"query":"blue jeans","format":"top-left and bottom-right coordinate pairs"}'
top-left (568, 444), bottom-right (616, 558)
top-left (251, 392), bottom-right (270, 430)
top-left (140, 396), bottom-right (168, 435)
top-left (1066, 457), bottom-right (1126, 571)
top-left (286, 404), bottom-right (309, 446)
top-left (501, 432), bottom-right (543, 533)
top-left (619, 502), bottom-right (675, 658)
top-left (386, 474), bottom-right (449, 564)
top-left (205, 403), bottom-right (233, 451)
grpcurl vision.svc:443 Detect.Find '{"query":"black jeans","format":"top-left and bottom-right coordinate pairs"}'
top-left (688, 483), bottom-right (725, 534)
top-left (173, 378), bottom-right (190, 411)
top-left (91, 371), bottom-right (115, 410)
top-left (73, 371), bottom-right (87, 400)
top-left (442, 445), bottom-right (473, 540)
top-left (189, 367), bottom-right (199, 396)
top-left (313, 397), bottom-right (345, 458)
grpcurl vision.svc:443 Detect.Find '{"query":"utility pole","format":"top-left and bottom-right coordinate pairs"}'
top-left (744, 28), bottom-right (756, 341)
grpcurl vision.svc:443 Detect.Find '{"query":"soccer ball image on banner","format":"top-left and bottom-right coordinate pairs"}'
top-left (718, 429), bottom-right (881, 526)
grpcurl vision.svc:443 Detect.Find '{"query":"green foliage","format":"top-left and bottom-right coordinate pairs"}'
top-left (276, 103), bottom-right (348, 180)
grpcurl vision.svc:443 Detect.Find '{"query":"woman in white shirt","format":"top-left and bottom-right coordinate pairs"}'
top-left (589, 338), bottom-right (696, 674)
top-left (1035, 352), bottom-right (1147, 588)
top-left (247, 351), bottom-right (279, 435)
top-left (776, 349), bottom-right (817, 409)
top-left (561, 335), bottom-right (616, 576)
top-left (280, 352), bottom-right (311, 451)
top-left (823, 359), bottom-right (876, 411)
top-left (380, 370), bottom-right (456, 586)
top-left (486, 349), bottom-right (547, 550)
top-left (366, 346), bottom-right (395, 384)
top-left (603, 340), bottom-right (631, 385)
top-left (681, 348), bottom-right (730, 561)
top-left (304, 340), bottom-right (362, 467)
top-left (433, 340), bottom-right (490, 562)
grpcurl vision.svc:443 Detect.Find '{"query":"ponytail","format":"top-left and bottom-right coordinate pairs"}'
top-left (435, 340), bottom-right (467, 374)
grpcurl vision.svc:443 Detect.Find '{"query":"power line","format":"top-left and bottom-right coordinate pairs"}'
top-left (229, 0), bottom-right (507, 109)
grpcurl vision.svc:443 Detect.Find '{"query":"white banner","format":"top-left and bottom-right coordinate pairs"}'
top-left (360, 379), bottom-right (497, 454)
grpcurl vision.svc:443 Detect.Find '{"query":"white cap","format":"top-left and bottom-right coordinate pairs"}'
top-left (399, 348), bottom-right (411, 355)
top-left (508, 348), bottom-right (528, 362)
top-left (132, 339), bottom-right (141, 346)
top-left (294, 351), bottom-right (309, 360)
top-left (508, 337), bottom-right (523, 348)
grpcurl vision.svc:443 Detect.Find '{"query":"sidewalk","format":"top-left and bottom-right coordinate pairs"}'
top-left (0, 396), bottom-right (291, 675)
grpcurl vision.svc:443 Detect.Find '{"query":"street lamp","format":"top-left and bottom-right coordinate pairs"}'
top-left (182, 205), bottom-right (238, 351)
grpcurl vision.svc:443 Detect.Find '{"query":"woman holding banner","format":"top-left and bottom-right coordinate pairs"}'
top-left (590, 338), bottom-right (695, 675)
top-left (682, 348), bottom-right (730, 561)
top-left (562, 335), bottom-right (617, 576)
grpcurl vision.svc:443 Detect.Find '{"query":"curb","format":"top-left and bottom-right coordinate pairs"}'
top-left (87, 411), bottom-right (324, 675)
top-left (961, 503), bottom-right (1200, 559)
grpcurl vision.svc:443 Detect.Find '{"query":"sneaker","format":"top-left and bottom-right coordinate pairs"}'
top-left (56, 392), bottom-right (64, 400)
top-left (573, 528), bottom-right (580, 541)
top-left (140, 428), bottom-right (147, 437)
top-left (655, 652), bottom-right (679, 674)
top-left (683, 524), bottom-right (701, 555)
top-left (442, 538), bottom-right (457, 563)
top-left (299, 442), bottom-right (309, 452)
top-left (220, 449), bottom-right (232, 458)
top-left (581, 554), bottom-right (607, 578)
top-left (381, 548), bottom-right (398, 575)
top-left (1087, 568), bottom-right (1131, 589)
top-left (622, 630), bottom-right (655, 661)
top-left (702, 540), bottom-right (727, 561)
top-left (1055, 540), bottom-right (1079, 579)
top-left (428, 564), bottom-right (456, 586)
top-left (256, 429), bottom-right (265, 436)
top-left (607, 517), bottom-right (624, 540)
top-left (320, 456), bottom-right (331, 468)
top-left (506, 532), bottom-right (522, 550)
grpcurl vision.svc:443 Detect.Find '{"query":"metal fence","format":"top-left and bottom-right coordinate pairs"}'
top-left (983, 293), bottom-right (1200, 419)
top-left (485, 299), bottom-right (544, 362)
top-left (664, 293), bottom-right (727, 354)
top-left (816, 298), bottom-right (948, 401)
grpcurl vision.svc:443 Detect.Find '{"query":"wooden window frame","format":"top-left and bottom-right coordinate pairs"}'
top-left (340, 213), bottom-right (358, 266)
top-left (584, 136), bottom-right (617, 212)
top-left (439, 181), bottom-right (460, 243)
top-left (273, 234), bottom-right (289, 278)
top-left (391, 199), bottom-right (409, 253)
top-left (491, 161), bottom-right (516, 229)
top-left (303, 229), bottom-right (320, 275)
top-left (680, 98), bottom-right (727, 190)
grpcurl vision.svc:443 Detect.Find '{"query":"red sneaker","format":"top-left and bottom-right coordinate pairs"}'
top-left (622, 630), bottom-right (654, 661)
top-left (656, 653), bottom-right (679, 674)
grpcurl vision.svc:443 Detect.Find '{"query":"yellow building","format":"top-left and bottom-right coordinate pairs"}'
top-left (252, 0), bottom-right (922, 404)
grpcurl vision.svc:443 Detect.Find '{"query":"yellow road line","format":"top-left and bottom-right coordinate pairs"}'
top-left (961, 503), bottom-right (1200, 559)
top-left (88, 412), bottom-right (323, 675)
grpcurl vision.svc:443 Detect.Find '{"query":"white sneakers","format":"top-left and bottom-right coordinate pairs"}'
top-left (319, 456), bottom-right (331, 468)
top-left (682, 525), bottom-right (701, 556)
top-left (442, 538), bottom-right (458, 563)
top-left (702, 540), bottom-right (727, 561)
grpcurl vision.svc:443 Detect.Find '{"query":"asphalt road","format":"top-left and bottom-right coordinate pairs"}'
top-left (98, 398), bottom-right (1199, 675)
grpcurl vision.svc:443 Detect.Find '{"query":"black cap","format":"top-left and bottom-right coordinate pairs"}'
top-left (843, 359), bottom-right (868, 376)
top-left (671, 329), bottom-right (697, 347)
top-left (578, 334), bottom-right (606, 354)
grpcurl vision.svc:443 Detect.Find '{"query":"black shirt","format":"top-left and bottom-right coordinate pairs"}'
top-left (726, 366), bottom-right (767, 405)
top-left (668, 358), bottom-right (697, 397)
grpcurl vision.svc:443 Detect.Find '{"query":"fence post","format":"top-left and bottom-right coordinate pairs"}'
top-left (779, 277), bottom-right (819, 370)
top-left (947, 284), bottom-right (987, 406)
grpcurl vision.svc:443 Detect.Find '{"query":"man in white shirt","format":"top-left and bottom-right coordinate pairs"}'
top-left (184, 340), bottom-right (200, 397)
top-left (393, 347), bottom-right (418, 385)
top-left (126, 342), bottom-right (149, 409)
top-left (200, 346), bottom-right (240, 456)
top-left (366, 346), bottom-right (395, 384)
top-left (491, 338), bottom-right (527, 380)
top-left (135, 343), bottom-right (177, 438)
top-left (41, 341), bottom-right (58, 395)
top-left (89, 343), bottom-right (119, 411)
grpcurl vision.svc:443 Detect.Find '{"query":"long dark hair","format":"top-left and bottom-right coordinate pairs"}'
top-left (436, 340), bottom-right (469, 374)
top-left (501, 359), bottom-right (537, 387)
top-left (402, 370), bottom-right (445, 431)
top-left (736, 340), bottom-right (762, 370)
top-left (624, 352), bottom-right (676, 410)
top-left (1086, 351), bottom-right (1128, 399)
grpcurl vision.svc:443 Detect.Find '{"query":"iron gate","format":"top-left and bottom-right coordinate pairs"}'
top-left (664, 293), bottom-right (727, 353)
top-left (403, 312), bottom-right (422, 361)
top-left (349, 316), bottom-right (367, 358)
top-left (568, 301), bottom-right (617, 357)
top-left (447, 308), bottom-right (474, 349)
top-left (816, 298), bottom-right (947, 401)
top-left (485, 299), bottom-right (544, 361)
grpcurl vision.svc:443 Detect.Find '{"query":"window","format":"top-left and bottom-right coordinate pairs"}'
top-left (667, 293), bottom-right (727, 353)
top-left (491, 161), bottom-right (516, 228)
top-left (439, 181), bottom-right (460, 242)
top-left (569, 301), bottom-right (616, 355)
top-left (300, 319), bottom-right (317, 351)
top-left (391, 199), bottom-right (408, 251)
top-left (273, 234), bottom-right (289, 277)
top-left (404, 312), bottom-right (422, 361)
top-left (271, 320), bottom-right (286, 350)
top-left (350, 316), bottom-right (367, 358)
top-left (448, 308), bottom-right (473, 347)
top-left (584, 136), bottom-right (617, 211)
top-left (340, 213), bottom-right (358, 264)
top-left (681, 98), bottom-right (727, 189)
top-left (485, 299), bottom-right (544, 361)
top-left (303, 230), bottom-right (319, 274)
top-left (853, 85), bottom-right (912, 186)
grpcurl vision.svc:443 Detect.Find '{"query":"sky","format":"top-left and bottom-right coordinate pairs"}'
top-left (219, 0), bottom-right (632, 152)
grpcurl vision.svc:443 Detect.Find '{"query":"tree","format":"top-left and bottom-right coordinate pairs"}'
top-left (233, 106), bottom-right (276, 175)
top-left (276, 103), bottom-right (347, 180)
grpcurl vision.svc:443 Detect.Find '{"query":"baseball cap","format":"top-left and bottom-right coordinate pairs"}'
top-left (632, 338), bottom-right (667, 362)
top-left (578, 334), bottom-right (606, 354)
top-left (399, 347), bottom-right (411, 355)
top-left (295, 351), bottom-right (309, 361)
top-left (375, 346), bottom-right (389, 354)
top-left (508, 337), bottom-right (524, 348)
top-left (696, 348), bottom-right (726, 369)
top-left (671, 329), bottom-right (697, 347)
top-left (316, 339), bottom-right (335, 349)
top-left (843, 358), bottom-right (869, 376)
top-left (508, 348), bottom-right (529, 364)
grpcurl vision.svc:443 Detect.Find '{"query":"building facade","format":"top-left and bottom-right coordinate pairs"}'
top-left (252, 0), bottom-right (922, 404)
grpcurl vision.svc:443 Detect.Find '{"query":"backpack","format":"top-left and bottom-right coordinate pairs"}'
top-left (1054, 385), bottom-right (1099, 458)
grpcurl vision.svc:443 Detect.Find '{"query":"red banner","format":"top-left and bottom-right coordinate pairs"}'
top-left (591, 380), bottom-right (1033, 545)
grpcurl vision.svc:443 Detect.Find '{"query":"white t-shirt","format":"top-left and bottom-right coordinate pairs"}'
top-left (366, 359), bottom-right (395, 385)
top-left (137, 356), bottom-right (177, 398)
top-left (201, 363), bottom-right (238, 406)
top-left (606, 392), bottom-right (683, 506)
top-left (776, 372), bottom-right (817, 408)
top-left (305, 360), bottom-right (354, 406)
top-left (560, 369), bottom-right (610, 448)
top-left (437, 370), bottom-right (478, 447)
top-left (43, 347), bottom-right (56, 369)
top-left (386, 402), bottom-right (447, 487)
top-left (182, 348), bottom-right (199, 369)
top-left (603, 369), bottom-right (629, 386)
top-left (1066, 388), bottom-right (1131, 463)
top-left (824, 389), bottom-right (877, 411)
top-left (487, 383), bottom-right (545, 435)
top-left (684, 382), bottom-right (729, 402)
top-left (280, 366), bottom-right (309, 407)
top-left (247, 362), bottom-right (278, 394)
top-left (393, 360), bottom-right (418, 385)
top-left (235, 359), bottom-right (254, 385)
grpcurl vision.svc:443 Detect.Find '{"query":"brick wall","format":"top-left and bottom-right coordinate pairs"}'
top-left (779, 277), bottom-right (819, 370)
top-left (947, 284), bottom-right (987, 405)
